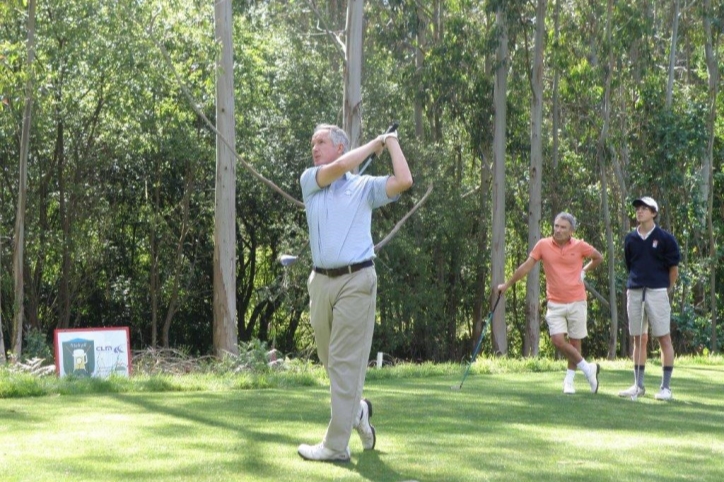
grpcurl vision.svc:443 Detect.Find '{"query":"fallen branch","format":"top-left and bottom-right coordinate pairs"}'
top-left (143, 19), bottom-right (305, 208)
top-left (139, 16), bottom-right (431, 251)
top-left (584, 280), bottom-right (611, 311)
top-left (375, 183), bottom-right (433, 251)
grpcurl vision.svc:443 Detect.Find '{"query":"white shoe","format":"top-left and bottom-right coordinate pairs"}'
top-left (654, 387), bottom-right (673, 401)
top-left (618, 384), bottom-right (646, 398)
top-left (354, 399), bottom-right (376, 450)
top-left (297, 443), bottom-right (350, 462)
top-left (563, 379), bottom-right (576, 394)
top-left (585, 363), bottom-right (600, 394)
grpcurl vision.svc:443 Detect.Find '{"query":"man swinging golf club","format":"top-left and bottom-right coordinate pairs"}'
top-left (497, 212), bottom-right (603, 395)
top-left (618, 197), bottom-right (680, 401)
top-left (296, 124), bottom-right (413, 462)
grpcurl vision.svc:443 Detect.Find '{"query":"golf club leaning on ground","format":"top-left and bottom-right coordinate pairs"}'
top-left (278, 121), bottom-right (400, 268)
top-left (451, 293), bottom-right (503, 390)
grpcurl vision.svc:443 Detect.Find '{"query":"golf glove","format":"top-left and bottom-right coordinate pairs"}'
top-left (380, 131), bottom-right (398, 146)
top-left (580, 270), bottom-right (586, 282)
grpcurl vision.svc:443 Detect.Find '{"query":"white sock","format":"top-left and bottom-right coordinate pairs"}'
top-left (576, 360), bottom-right (589, 373)
top-left (565, 369), bottom-right (576, 381)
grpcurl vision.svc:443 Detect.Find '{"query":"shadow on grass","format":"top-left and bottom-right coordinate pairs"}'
top-left (5, 363), bottom-right (721, 481)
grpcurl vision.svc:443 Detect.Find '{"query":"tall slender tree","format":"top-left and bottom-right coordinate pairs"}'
top-left (491, 3), bottom-right (509, 355)
top-left (213, 0), bottom-right (238, 356)
top-left (343, 0), bottom-right (363, 147)
top-left (11, 0), bottom-right (36, 359)
top-left (702, 0), bottom-right (719, 352)
top-left (524, 0), bottom-right (547, 357)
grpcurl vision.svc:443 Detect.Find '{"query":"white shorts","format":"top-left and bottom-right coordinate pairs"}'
top-left (545, 301), bottom-right (588, 339)
top-left (626, 288), bottom-right (671, 337)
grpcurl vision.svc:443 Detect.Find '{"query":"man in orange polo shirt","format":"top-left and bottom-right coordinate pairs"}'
top-left (497, 212), bottom-right (603, 394)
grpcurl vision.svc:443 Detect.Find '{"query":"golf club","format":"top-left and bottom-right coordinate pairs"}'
top-left (278, 241), bottom-right (309, 268)
top-left (631, 287), bottom-right (647, 401)
top-left (359, 121), bottom-right (399, 174)
top-left (279, 254), bottom-right (298, 267)
top-left (451, 293), bottom-right (502, 391)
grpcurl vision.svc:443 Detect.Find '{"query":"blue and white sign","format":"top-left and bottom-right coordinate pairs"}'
top-left (54, 327), bottom-right (131, 378)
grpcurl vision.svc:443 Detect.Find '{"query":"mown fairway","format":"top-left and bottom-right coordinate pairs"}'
top-left (1, 360), bottom-right (723, 481)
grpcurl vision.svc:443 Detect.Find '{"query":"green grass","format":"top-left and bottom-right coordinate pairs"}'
top-left (1, 357), bottom-right (723, 481)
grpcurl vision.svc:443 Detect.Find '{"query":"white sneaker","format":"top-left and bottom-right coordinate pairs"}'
top-left (354, 399), bottom-right (376, 450)
top-left (297, 443), bottom-right (351, 462)
top-left (585, 363), bottom-right (600, 394)
top-left (618, 385), bottom-right (646, 398)
top-left (654, 387), bottom-right (673, 401)
top-left (563, 379), bottom-right (576, 394)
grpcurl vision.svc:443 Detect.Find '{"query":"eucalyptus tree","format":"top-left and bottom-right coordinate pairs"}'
top-left (701, 0), bottom-right (720, 352)
top-left (343, 0), bottom-right (363, 148)
top-left (213, 0), bottom-right (238, 356)
top-left (490, 0), bottom-right (509, 355)
top-left (522, 0), bottom-right (546, 357)
top-left (10, 0), bottom-right (35, 359)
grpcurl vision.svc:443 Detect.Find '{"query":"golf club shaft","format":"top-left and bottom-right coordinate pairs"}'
top-left (456, 293), bottom-right (502, 389)
top-left (359, 121), bottom-right (399, 174)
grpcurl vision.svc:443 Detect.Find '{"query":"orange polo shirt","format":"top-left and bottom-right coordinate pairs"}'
top-left (530, 237), bottom-right (595, 303)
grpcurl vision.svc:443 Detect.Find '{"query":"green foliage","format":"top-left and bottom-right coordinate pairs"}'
top-left (0, 370), bottom-right (49, 398)
top-left (1, 0), bottom-right (723, 365)
top-left (21, 328), bottom-right (53, 363)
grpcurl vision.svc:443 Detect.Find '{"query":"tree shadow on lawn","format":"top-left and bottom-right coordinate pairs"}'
top-left (100, 367), bottom-right (722, 481)
top-left (363, 370), bottom-right (724, 481)
top-left (382, 369), bottom-right (724, 436)
top-left (109, 389), bottom-right (412, 481)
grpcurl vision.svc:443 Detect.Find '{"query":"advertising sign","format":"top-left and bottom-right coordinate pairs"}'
top-left (54, 327), bottom-right (131, 378)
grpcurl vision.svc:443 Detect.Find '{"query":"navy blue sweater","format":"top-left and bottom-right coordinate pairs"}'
top-left (624, 225), bottom-right (680, 289)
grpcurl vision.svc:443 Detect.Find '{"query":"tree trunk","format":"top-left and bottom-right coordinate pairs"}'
top-left (150, 154), bottom-right (161, 347)
top-left (702, 0), bottom-right (719, 352)
top-left (0, 237), bottom-right (6, 364)
top-left (491, 5), bottom-right (509, 355)
top-left (551, 0), bottom-right (560, 171)
top-left (57, 119), bottom-right (72, 329)
top-left (213, 0), bottom-right (238, 356)
top-left (665, 0), bottom-right (679, 109)
top-left (11, 0), bottom-right (36, 359)
top-left (524, 0), bottom-right (546, 358)
top-left (472, 149), bottom-right (492, 358)
top-left (162, 167), bottom-right (193, 348)
top-left (414, 6), bottom-right (426, 141)
top-left (344, 0), bottom-right (363, 148)
top-left (600, 0), bottom-right (618, 360)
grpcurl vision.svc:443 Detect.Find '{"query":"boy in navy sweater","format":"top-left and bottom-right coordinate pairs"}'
top-left (619, 197), bottom-right (680, 401)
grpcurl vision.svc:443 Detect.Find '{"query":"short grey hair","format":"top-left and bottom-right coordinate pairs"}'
top-left (314, 124), bottom-right (350, 154)
top-left (555, 212), bottom-right (577, 231)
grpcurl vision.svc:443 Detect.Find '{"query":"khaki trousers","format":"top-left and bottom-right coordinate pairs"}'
top-left (307, 266), bottom-right (377, 451)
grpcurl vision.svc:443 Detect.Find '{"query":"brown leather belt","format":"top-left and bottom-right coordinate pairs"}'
top-left (314, 260), bottom-right (374, 278)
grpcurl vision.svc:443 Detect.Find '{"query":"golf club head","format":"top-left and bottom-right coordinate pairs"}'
top-left (450, 385), bottom-right (462, 391)
top-left (279, 254), bottom-right (298, 266)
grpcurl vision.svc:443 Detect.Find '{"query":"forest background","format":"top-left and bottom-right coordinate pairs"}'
top-left (0, 0), bottom-right (722, 365)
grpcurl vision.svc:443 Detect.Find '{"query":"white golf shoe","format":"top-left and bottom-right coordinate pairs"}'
top-left (354, 398), bottom-right (376, 450)
top-left (297, 442), bottom-right (350, 462)
top-left (654, 387), bottom-right (673, 401)
top-left (585, 363), bottom-right (600, 394)
top-left (563, 379), bottom-right (576, 394)
top-left (618, 384), bottom-right (646, 398)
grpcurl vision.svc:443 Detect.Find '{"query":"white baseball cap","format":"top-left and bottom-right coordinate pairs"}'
top-left (633, 196), bottom-right (659, 212)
